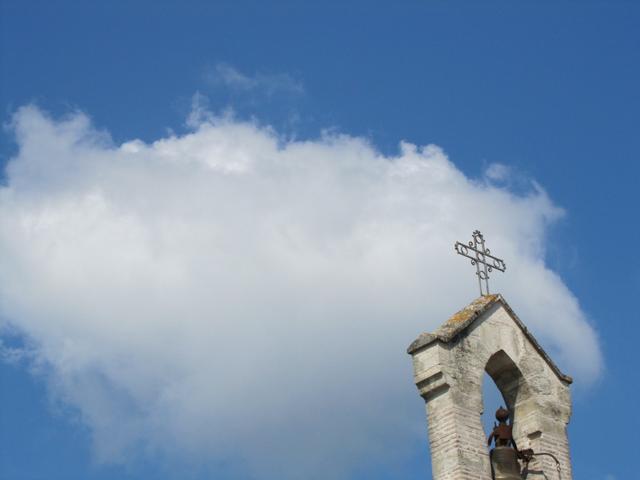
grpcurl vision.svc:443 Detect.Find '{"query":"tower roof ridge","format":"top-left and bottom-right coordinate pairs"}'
top-left (407, 294), bottom-right (573, 384)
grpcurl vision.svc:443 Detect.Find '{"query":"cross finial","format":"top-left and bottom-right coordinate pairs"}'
top-left (454, 230), bottom-right (506, 296)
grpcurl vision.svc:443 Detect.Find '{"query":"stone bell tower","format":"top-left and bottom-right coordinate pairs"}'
top-left (407, 294), bottom-right (573, 479)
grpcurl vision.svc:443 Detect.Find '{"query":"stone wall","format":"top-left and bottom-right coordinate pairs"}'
top-left (409, 299), bottom-right (572, 480)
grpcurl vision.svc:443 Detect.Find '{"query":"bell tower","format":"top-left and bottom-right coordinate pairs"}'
top-left (407, 294), bottom-right (573, 479)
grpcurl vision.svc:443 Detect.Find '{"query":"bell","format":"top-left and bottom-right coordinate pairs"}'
top-left (490, 445), bottom-right (522, 480)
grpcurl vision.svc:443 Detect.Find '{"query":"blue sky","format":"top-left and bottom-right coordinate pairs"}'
top-left (0, 2), bottom-right (638, 480)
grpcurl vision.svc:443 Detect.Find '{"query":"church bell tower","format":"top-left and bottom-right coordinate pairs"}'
top-left (408, 232), bottom-right (573, 479)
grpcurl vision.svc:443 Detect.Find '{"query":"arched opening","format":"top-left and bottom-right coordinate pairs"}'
top-left (482, 350), bottom-right (531, 443)
top-left (480, 351), bottom-right (530, 479)
top-left (485, 351), bottom-right (525, 410)
top-left (481, 372), bottom-right (506, 438)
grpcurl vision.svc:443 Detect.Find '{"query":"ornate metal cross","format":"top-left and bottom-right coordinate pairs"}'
top-left (454, 230), bottom-right (506, 296)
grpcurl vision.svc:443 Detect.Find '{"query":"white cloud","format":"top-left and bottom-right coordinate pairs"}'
top-left (0, 105), bottom-right (602, 479)
top-left (206, 63), bottom-right (304, 96)
top-left (485, 162), bottom-right (511, 182)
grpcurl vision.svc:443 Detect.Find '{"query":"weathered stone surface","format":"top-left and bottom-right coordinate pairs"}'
top-left (408, 295), bottom-right (573, 480)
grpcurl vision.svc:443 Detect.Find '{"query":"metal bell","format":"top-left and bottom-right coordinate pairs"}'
top-left (490, 445), bottom-right (522, 480)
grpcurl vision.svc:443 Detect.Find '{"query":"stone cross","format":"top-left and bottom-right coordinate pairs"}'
top-left (454, 230), bottom-right (506, 296)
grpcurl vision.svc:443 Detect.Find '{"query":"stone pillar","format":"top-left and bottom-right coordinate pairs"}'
top-left (412, 341), bottom-right (492, 480)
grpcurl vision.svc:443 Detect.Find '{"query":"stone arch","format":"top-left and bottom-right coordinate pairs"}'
top-left (485, 350), bottom-right (524, 411)
top-left (483, 349), bottom-right (535, 448)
